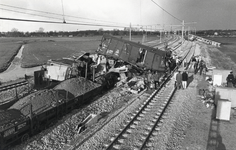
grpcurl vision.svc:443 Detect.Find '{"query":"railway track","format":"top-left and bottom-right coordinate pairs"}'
top-left (143, 34), bottom-right (176, 49)
top-left (101, 41), bottom-right (194, 150)
top-left (104, 76), bottom-right (176, 150)
top-left (0, 80), bottom-right (28, 92)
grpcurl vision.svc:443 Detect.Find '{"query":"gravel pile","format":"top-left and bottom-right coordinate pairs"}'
top-left (0, 109), bottom-right (26, 132)
top-left (54, 77), bottom-right (101, 97)
top-left (9, 89), bottom-right (73, 116)
top-left (10, 86), bottom-right (138, 150)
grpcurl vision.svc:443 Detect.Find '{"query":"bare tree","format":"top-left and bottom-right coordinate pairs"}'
top-left (38, 27), bottom-right (44, 33)
top-left (11, 28), bottom-right (18, 32)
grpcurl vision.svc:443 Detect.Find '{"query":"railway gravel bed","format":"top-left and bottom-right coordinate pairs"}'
top-left (72, 75), bottom-right (204, 150)
top-left (10, 86), bottom-right (141, 150)
top-left (73, 90), bottom-right (152, 150)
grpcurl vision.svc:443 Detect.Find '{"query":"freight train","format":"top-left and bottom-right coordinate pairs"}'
top-left (0, 75), bottom-right (118, 149)
top-left (0, 35), bottom-right (171, 149)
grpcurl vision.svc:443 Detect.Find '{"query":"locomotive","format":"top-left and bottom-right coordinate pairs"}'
top-left (0, 35), bottom-right (170, 149)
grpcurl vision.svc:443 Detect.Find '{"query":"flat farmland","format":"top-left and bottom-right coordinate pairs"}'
top-left (0, 42), bottom-right (22, 73)
top-left (21, 36), bottom-right (102, 68)
top-left (0, 35), bottom-right (158, 71)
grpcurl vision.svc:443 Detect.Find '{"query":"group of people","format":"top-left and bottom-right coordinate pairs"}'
top-left (175, 70), bottom-right (189, 89)
top-left (192, 56), bottom-right (207, 75)
top-left (145, 70), bottom-right (161, 90)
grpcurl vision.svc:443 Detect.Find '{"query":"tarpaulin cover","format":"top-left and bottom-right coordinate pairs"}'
top-left (45, 65), bottom-right (68, 81)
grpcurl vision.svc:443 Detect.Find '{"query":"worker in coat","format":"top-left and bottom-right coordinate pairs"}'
top-left (182, 70), bottom-right (188, 89)
top-left (226, 71), bottom-right (235, 87)
top-left (176, 71), bottom-right (182, 89)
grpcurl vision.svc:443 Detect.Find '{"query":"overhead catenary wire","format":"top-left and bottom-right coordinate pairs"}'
top-left (0, 7), bottom-right (132, 27)
top-left (0, 17), bottom-right (132, 29)
top-left (151, 0), bottom-right (182, 22)
top-left (0, 7), bottom-right (63, 22)
top-left (0, 3), bottom-right (129, 26)
top-left (0, 2), bottom-right (184, 31)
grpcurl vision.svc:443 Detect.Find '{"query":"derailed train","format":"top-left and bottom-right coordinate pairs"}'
top-left (0, 35), bottom-right (170, 149)
top-left (97, 34), bottom-right (167, 72)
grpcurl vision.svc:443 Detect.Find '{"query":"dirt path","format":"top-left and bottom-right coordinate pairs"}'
top-left (0, 45), bottom-right (41, 83)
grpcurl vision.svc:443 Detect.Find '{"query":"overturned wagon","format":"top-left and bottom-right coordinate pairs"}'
top-left (97, 34), bottom-right (167, 72)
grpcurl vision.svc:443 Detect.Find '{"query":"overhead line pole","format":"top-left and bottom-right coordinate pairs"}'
top-left (129, 23), bottom-right (131, 41)
top-left (181, 20), bottom-right (184, 51)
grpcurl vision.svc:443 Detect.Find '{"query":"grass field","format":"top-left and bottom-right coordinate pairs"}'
top-left (208, 37), bottom-right (236, 63)
top-left (21, 39), bottom-right (100, 67)
top-left (0, 42), bottom-right (22, 73)
top-left (0, 35), bottom-right (159, 70)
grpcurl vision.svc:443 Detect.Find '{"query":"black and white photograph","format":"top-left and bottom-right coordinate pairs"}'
top-left (0, 0), bottom-right (236, 149)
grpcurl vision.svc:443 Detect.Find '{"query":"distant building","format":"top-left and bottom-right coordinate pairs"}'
top-left (214, 32), bottom-right (218, 36)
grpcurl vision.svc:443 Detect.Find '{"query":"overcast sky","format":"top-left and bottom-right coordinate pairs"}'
top-left (0, 0), bottom-right (235, 32)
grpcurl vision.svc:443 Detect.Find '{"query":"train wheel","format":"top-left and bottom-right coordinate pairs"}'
top-left (21, 133), bottom-right (29, 143)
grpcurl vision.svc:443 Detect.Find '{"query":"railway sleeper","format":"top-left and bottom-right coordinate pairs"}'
top-left (113, 144), bottom-right (121, 149)
top-left (130, 124), bottom-right (136, 129)
top-left (118, 138), bottom-right (125, 144)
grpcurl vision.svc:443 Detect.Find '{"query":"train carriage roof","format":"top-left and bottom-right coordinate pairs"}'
top-left (101, 34), bottom-right (166, 55)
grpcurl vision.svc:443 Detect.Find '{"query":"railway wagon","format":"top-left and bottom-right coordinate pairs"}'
top-left (0, 109), bottom-right (29, 150)
top-left (96, 34), bottom-right (167, 72)
top-left (0, 76), bottom-right (109, 149)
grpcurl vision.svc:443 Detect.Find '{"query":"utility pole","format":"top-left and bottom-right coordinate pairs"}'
top-left (160, 24), bottom-right (165, 43)
top-left (188, 26), bottom-right (190, 40)
top-left (146, 26), bottom-right (148, 42)
top-left (181, 20), bottom-right (184, 51)
top-left (160, 29), bottom-right (162, 43)
top-left (129, 23), bottom-right (131, 41)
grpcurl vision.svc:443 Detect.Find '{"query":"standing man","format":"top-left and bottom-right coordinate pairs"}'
top-left (199, 60), bottom-right (204, 75)
top-left (147, 70), bottom-right (153, 90)
top-left (226, 71), bottom-right (235, 87)
top-left (176, 71), bottom-right (182, 89)
top-left (153, 71), bottom-right (160, 89)
top-left (182, 70), bottom-right (188, 89)
top-left (194, 58), bottom-right (199, 74)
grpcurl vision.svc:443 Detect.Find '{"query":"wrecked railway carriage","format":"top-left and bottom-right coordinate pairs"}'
top-left (0, 35), bottom-right (170, 149)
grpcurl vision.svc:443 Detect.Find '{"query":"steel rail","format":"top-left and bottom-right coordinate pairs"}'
top-left (0, 80), bottom-right (28, 92)
top-left (104, 42), bottom-right (194, 150)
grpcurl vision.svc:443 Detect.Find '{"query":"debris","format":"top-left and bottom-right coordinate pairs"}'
top-left (125, 76), bottom-right (145, 93)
